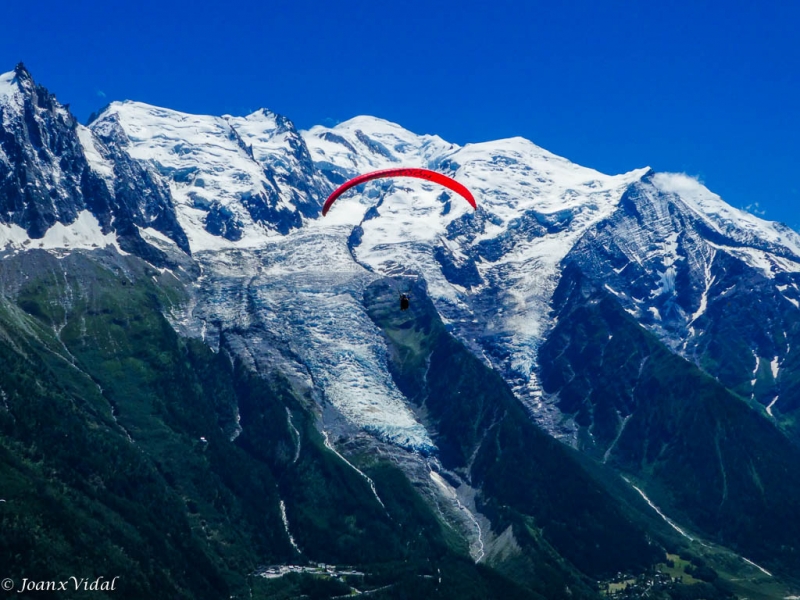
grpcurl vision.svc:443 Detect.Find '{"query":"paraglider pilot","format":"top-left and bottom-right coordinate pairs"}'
top-left (400, 293), bottom-right (410, 311)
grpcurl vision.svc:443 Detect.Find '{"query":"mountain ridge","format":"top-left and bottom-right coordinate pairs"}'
top-left (2, 65), bottom-right (800, 594)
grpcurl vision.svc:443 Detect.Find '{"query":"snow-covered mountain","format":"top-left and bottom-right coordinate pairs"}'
top-left (5, 61), bottom-right (800, 447)
top-left (79, 101), bottom-right (661, 446)
top-left (307, 117), bottom-right (800, 438)
top-left (305, 120), bottom-right (658, 429)
top-left (88, 101), bottom-right (327, 248)
top-left (5, 64), bottom-right (800, 586)
top-left (565, 170), bottom-right (800, 424)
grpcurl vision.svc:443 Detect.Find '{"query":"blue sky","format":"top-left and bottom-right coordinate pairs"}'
top-left (4, 0), bottom-right (798, 227)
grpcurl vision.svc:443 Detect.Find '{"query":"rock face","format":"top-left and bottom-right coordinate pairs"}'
top-left (565, 171), bottom-right (800, 427)
top-left (3, 64), bottom-right (800, 590)
top-left (0, 64), bottom-right (108, 238)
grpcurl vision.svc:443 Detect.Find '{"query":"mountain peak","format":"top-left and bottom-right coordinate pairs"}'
top-left (327, 115), bottom-right (428, 139)
top-left (1, 63), bottom-right (44, 105)
top-left (13, 62), bottom-right (32, 82)
top-left (251, 107), bottom-right (278, 119)
top-left (241, 108), bottom-right (295, 133)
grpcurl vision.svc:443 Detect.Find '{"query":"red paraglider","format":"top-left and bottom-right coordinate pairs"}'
top-left (321, 168), bottom-right (477, 216)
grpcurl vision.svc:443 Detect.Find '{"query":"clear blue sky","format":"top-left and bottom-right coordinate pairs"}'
top-left (4, 0), bottom-right (799, 227)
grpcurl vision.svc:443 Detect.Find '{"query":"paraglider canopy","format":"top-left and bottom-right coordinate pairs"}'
top-left (322, 168), bottom-right (477, 216)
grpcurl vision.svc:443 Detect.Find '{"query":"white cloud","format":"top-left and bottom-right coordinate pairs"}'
top-left (743, 202), bottom-right (766, 216)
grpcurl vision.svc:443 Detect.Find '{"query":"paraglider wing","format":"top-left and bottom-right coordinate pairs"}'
top-left (321, 168), bottom-right (477, 216)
